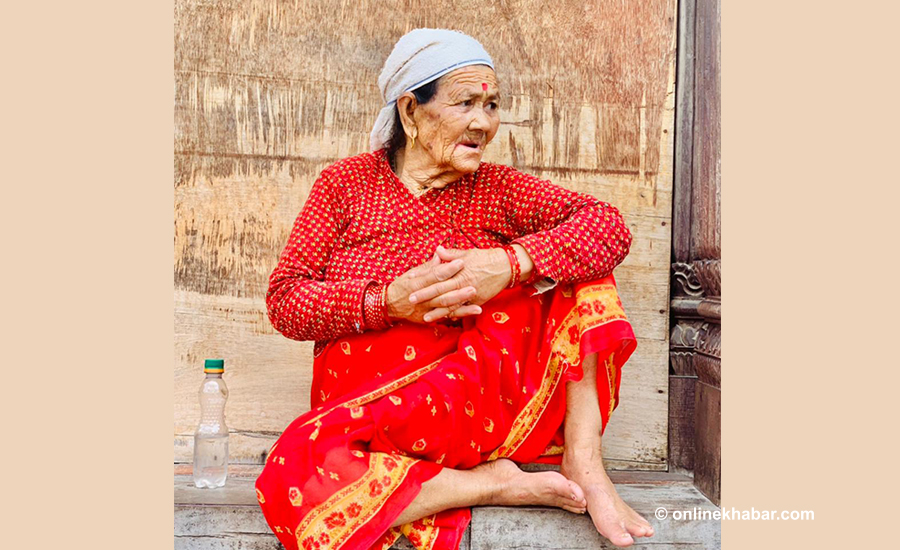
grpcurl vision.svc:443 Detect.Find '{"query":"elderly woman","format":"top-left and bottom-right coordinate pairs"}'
top-left (255, 29), bottom-right (653, 550)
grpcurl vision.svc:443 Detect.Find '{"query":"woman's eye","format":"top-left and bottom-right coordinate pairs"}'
top-left (463, 99), bottom-right (474, 106)
top-left (488, 102), bottom-right (498, 110)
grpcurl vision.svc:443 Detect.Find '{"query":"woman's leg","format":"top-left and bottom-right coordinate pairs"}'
top-left (392, 458), bottom-right (588, 527)
top-left (559, 352), bottom-right (655, 547)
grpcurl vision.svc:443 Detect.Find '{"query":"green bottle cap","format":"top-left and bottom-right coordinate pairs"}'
top-left (204, 359), bottom-right (225, 373)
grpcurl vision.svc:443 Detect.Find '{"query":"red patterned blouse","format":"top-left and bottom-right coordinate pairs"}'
top-left (267, 148), bottom-right (632, 344)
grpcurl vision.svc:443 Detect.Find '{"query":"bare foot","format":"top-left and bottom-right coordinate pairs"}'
top-left (560, 452), bottom-right (655, 547)
top-left (475, 458), bottom-right (588, 514)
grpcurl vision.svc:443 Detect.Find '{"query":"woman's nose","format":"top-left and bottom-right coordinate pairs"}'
top-left (469, 106), bottom-right (492, 131)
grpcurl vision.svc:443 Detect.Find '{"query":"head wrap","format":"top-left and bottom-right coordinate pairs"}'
top-left (369, 28), bottom-right (494, 151)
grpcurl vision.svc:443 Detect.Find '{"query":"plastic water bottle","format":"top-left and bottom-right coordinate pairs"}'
top-left (193, 359), bottom-right (229, 488)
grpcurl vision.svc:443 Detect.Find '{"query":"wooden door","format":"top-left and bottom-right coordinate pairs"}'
top-left (669, 0), bottom-right (721, 503)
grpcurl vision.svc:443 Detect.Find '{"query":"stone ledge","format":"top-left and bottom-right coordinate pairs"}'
top-left (175, 469), bottom-right (720, 549)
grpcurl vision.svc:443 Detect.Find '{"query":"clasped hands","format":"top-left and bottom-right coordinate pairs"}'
top-left (386, 245), bottom-right (529, 324)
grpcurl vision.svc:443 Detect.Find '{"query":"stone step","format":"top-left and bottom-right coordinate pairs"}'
top-left (175, 467), bottom-right (720, 549)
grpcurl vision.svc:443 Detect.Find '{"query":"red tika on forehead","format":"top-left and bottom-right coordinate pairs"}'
top-left (482, 82), bottom-right (488, 91)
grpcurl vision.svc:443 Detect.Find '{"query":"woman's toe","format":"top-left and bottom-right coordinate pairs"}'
top-left (639, 523), bottom-right (655, 537)
top-left (554, 491), bottom-right (586, 511)
top-left (609, 527), bottom-right (634, 547)
top-left (639, 520), bottom-right (655, 536)
top-left (628, 511), bottom-right (654, 533)
top-left (562, 504), bottom-right (587, 514)
top-left (566, 479), bottom-right (585, 503)
top-left (626, 519), bottom-right (651, 538)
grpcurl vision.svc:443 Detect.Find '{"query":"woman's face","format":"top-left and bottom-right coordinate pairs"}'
top-left (411, 65), bottom-right (501, 175)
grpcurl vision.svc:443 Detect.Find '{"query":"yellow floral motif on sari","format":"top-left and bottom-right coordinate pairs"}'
top-left (489, 282), bottom-right (627, 460)
top-left (309, 419), bottom-right (322, 441)
top-left (400, 514), bottom-right (440, 550)
top-left (606, 352), bottom-right (618, 416)
top-left (295, 453), bottom-right (417, 550)
top-left (298, 359), bottom-right (444, 431)
top-left (374, 527), bottom-right (402, 550)
top-left (542, 444), bottom-right (565, 456)
top-left (483, 417), bottom-right (495, 433)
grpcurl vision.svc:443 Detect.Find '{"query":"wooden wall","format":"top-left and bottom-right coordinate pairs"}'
top-left (174, 0), bottom-right (678, 471)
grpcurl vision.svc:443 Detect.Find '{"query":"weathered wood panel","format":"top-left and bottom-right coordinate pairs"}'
top-left (672, 0), bottom-right (695, 263)
top-left (691, 0), bottom-right (721, 260)
top-left (667, 375), bottom-right (696, 472)
top-left (175, 0), bottom-right (678, 470)
top-left (694, 381), bottom-right (720, 506)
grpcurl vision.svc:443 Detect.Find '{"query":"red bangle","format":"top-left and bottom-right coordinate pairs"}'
top-left (502, 245), bottom-right (521, 288)
top-left (511, 242), bottom-right (543, 286)
top-left (363, 282), bottom-right (393, 330)
top-left (380, 284), bottom-right (392, 327)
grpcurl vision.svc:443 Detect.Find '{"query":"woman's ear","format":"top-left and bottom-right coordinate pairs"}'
top-left (396, 93), bottom-right (418, 140)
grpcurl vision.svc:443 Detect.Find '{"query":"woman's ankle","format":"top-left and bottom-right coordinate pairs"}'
top-left (562, 437), bottom-right (603, 463)
top-left (471, 460), bottom-right (509, 506)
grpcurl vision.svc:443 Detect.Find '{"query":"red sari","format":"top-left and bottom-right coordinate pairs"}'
top-left (255, 277), bottom-right (636, 550)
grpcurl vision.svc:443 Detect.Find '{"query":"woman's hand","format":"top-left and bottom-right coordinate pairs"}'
top-left (386, 249), bottom-right (484, 324)
top-left (410, 245), bottom-right (514, 322)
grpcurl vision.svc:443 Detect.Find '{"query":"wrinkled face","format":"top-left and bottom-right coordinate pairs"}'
top-left (412, 65), bottom-right (501, 175)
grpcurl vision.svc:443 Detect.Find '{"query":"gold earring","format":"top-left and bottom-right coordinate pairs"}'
top-left (410, 133), bottom-right (416, 148)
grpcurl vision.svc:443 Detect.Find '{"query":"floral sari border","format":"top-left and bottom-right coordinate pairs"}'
top-left (605, 352), bottom-right (618, 417)
top-left (400, 514), bottom-right (441, 550)
top-left (275, 360), bottom-right (445, 550)
top-left (295, 453), bottom-right (417, 550)
top-left (488, 282), bottom-right (628, 460)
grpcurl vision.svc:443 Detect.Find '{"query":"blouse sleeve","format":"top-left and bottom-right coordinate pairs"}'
top-left (266, 170), bottom-right (375, 342)
top-left (503, 169), bottom-right (633, 285)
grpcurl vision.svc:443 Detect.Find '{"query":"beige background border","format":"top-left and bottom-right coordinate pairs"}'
top-left (3, 1), bottom-right (898, 548)
top-left (2, 3), bottom-right (175, 548)
top-left (720, 1), bottom-right (899, 547)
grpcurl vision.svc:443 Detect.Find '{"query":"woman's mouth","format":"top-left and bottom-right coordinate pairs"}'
top-left (457, 141), bottom-right (482, 152)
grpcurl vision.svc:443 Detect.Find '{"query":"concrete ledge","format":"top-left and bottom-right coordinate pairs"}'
top-left (175, 468), bottom-right (720, 549)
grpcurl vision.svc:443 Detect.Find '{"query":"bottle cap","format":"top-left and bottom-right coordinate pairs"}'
top-left (204, 359), bottom-right (225, 373)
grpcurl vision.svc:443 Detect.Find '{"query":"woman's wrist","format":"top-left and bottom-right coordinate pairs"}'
top-left (384, 280), bottom-right (402, 323)
top-left (363, 282), bottom-right (394, 330)
top-left (512, 244), bottom-right (536, 284)
top-left (500, 246), bottom-right (521, 288)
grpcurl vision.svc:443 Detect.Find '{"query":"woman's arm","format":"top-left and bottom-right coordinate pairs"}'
top-left (502, 169), bottom-right (633, 284)
top-left (266, 171), bottom-right (376, 342)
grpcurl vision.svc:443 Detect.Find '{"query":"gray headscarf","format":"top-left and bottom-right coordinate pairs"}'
top-left (369, 28), bottom-right (495, 151)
